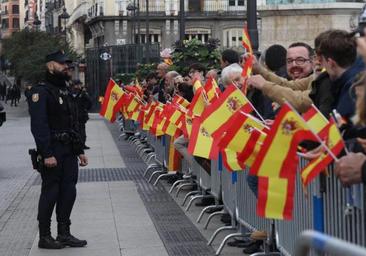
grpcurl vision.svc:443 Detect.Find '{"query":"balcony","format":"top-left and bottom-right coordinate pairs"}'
top-left (121, 0), bottom-right (246, 18)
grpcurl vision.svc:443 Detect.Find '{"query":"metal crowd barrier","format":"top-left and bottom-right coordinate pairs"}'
top-left (323, 165), bottom-right (366, 247)
top-left (237, 171), bottom-right (271, 235)
top-left (121, 118), bottom-right (366, 255)
top-left (210, 158), bottom-right (222, 202)
top-left (275, 157), bottom-right (317, 256)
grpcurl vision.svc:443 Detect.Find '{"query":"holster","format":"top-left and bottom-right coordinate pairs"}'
top-left (28, 149), bottom-right (44, 173)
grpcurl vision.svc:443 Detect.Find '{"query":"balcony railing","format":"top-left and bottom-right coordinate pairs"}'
top-left (120, 0), bottom-right (246, 17)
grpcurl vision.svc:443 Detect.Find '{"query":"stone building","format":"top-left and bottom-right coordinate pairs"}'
top-left (1, 0), bottom-right (20, 38)
top-left (38, 0), bottom-right (365, 55)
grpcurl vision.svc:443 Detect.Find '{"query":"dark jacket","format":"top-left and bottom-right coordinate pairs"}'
top-left (332, 57), bottom-right (365, 120)
top-left (28, 72), bottom-right (83, 158)
top-left (308, 72), bottom-right (334, 117)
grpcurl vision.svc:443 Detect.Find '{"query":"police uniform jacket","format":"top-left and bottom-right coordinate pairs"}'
top-left (28, 72), bottom-right (83, 158)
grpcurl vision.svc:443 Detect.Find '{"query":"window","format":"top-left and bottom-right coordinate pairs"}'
top-left (12, 5), bottom-right (19, 14)
top-left (223, 28), bottom-right (243, 48)
top-left (185, 28), bottom-right (211, 43)
top-left (12, 18), bottom-right (19, 28)
top-left (229, 0), bottom-right (245, 6)
top-left (188, 0), bottom-right (203, 12)
top-left (2, 18), bottom-right (9, 29)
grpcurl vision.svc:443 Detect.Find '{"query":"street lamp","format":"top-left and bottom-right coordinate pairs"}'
top-left (126, 2), bottom-right (137, 43)
top-left (59, 7), bottom-right (70, 44)
top-left (246, 0), bottom-right (258, 52)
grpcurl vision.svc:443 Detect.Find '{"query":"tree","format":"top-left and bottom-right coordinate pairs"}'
top-left (2, 30), bottom-right (79, 85)
top-left (169, 38), bottom-right (221, 75)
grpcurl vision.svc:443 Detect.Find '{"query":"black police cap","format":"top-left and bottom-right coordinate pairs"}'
top-left (45, 50), bottom-right (71, 64)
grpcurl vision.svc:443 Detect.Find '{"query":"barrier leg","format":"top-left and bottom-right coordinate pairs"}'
top-left (148, 169), bottom-right (166, 183)
top-left (143, 163), bottom-right (159, 177)
top-left (176, 183), bottom-right (195, 197)
top-left (145, 153), bottom-right (156, 164)
top-left (204, 210), bottom-right (225, 229)
top-left (215, 232), bottom-right (243, 255)
top-left (197, 205), bottom-right (224, 223)
top-left (186, 195), bottom-right (214, 212)
top-left (182, 191), bottom-right (200, 206)
top-left (169, 179), bottom-right (188, 194)
top-left (153, 172), bottom-right (176, 186)
top-left (207, 226), bottom-right (236, 245)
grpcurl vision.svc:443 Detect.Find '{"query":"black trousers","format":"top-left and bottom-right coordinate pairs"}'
top-left (37, 143), bottom-right (79, 224)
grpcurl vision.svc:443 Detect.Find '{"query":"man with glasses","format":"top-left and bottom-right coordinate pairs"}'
top-left (245, 38), bottom-right (334, 116)
top-left (286, 42), bottom-right (315, 80)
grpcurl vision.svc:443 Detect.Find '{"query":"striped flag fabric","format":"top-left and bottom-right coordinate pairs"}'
top-left (199, 84), bottom-right (253, 141)
top-left (187, 117), bottom-right (219, 159)
top-left (99, 79), bottom-right (127, 122)
top-left (218, 111), bottom-right (267, 171)
top-left (242, 26), bottom-right (253, 54)
top-left (172, 94), bottom-right (190, 108)
top-left (204, 78), bottom-right (221, 103)
top-left (301, 117), bottom-right (345, 185)
top-left (257, 176), bottom-right (295, 220)
top-left (249, 103), bottom-right (317, 179)
top-left (187, 82), bottom-right (207, 117)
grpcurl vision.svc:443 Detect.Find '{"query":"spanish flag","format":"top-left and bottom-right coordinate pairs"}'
top-left (100, 79), bottom-right (127, 122)
top-left (204, 78), bottom-right (221, 103)
top-left (143, 101), bottom-right (160, 130)
top-left (242, 26), bottom-right (253, 54)
top-left (249, 103), bottom-right (317, 179)
top-left (217, 111), bottom-right (267, 169)
top-left (302, 105), bottom-right (328, 134)
top-left (187, 117), bottom-right (219, 159)
top-left (172, 94), bottom-right (190, 109)
top-left (199, 84), bottom-right (253, 141)
top-left (301, 117), bottom-right (345, 185)
top-left (167, 137), bottom-right (182, 171)
top-left (257, 176), bottom-right (296, 220)
top-left (187, 83), bottom-right (207, 117)
top-left (221, 149), bottom-right (242, 171)
top-left (241, 54), bottom-right (254, 95)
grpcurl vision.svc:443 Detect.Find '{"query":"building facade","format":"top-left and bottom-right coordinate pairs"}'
top-left (1, 0), bottom-right (21, 38)
top-left (40, 0), bottom-right (365, 56)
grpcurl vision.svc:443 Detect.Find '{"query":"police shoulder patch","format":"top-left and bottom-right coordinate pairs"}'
top-left (32, 93), bottom-right (39, 102)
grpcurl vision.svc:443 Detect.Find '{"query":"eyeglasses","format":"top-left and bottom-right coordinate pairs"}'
top-left (286, 57), bottom-right (311, 66)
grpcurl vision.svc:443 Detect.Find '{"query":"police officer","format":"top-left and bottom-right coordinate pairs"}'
top-left (70, 79), bottom-right (92, 149)
top-left (28, 50), bottom-right (88, 249)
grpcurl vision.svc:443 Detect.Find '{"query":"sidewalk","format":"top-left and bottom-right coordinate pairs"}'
top-left (0, 102), bottom-right (245, 256)
top-left (29, 115), bottom-right (168, 256)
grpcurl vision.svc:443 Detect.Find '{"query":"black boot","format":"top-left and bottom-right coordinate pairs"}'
top-left (38, 222), bottom-right (64, 249)
top-left (57, 222), bottom-right (87, 247)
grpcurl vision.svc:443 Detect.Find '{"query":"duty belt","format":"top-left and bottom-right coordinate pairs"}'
top-left (51, 132), bottom-right (72, 144)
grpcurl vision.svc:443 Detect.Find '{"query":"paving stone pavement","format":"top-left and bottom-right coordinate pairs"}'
top-left (0, 99), bottom-right (249, 256)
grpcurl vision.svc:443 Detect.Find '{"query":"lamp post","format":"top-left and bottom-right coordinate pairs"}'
top-left (146, 0), bottom-right (150, 62)
top-left (179, 0), bottom-right (185, 44)
top-left (59, 7), bottom-right (70, 45)
top-left (246, 0), bottom-right (258, 52)
top-left (33, 14), bottom-right (41, 31)
top-left (126, 2), bottom-right (137, 43)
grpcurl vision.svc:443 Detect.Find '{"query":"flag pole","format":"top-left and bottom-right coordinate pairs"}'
top-left (232, 81), bottom-right (266, 123)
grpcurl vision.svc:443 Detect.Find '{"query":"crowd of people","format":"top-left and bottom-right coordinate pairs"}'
top-left (0, 81), bottom-right (21, 107)
top-left (120, 28), bottom-right (366, 253)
